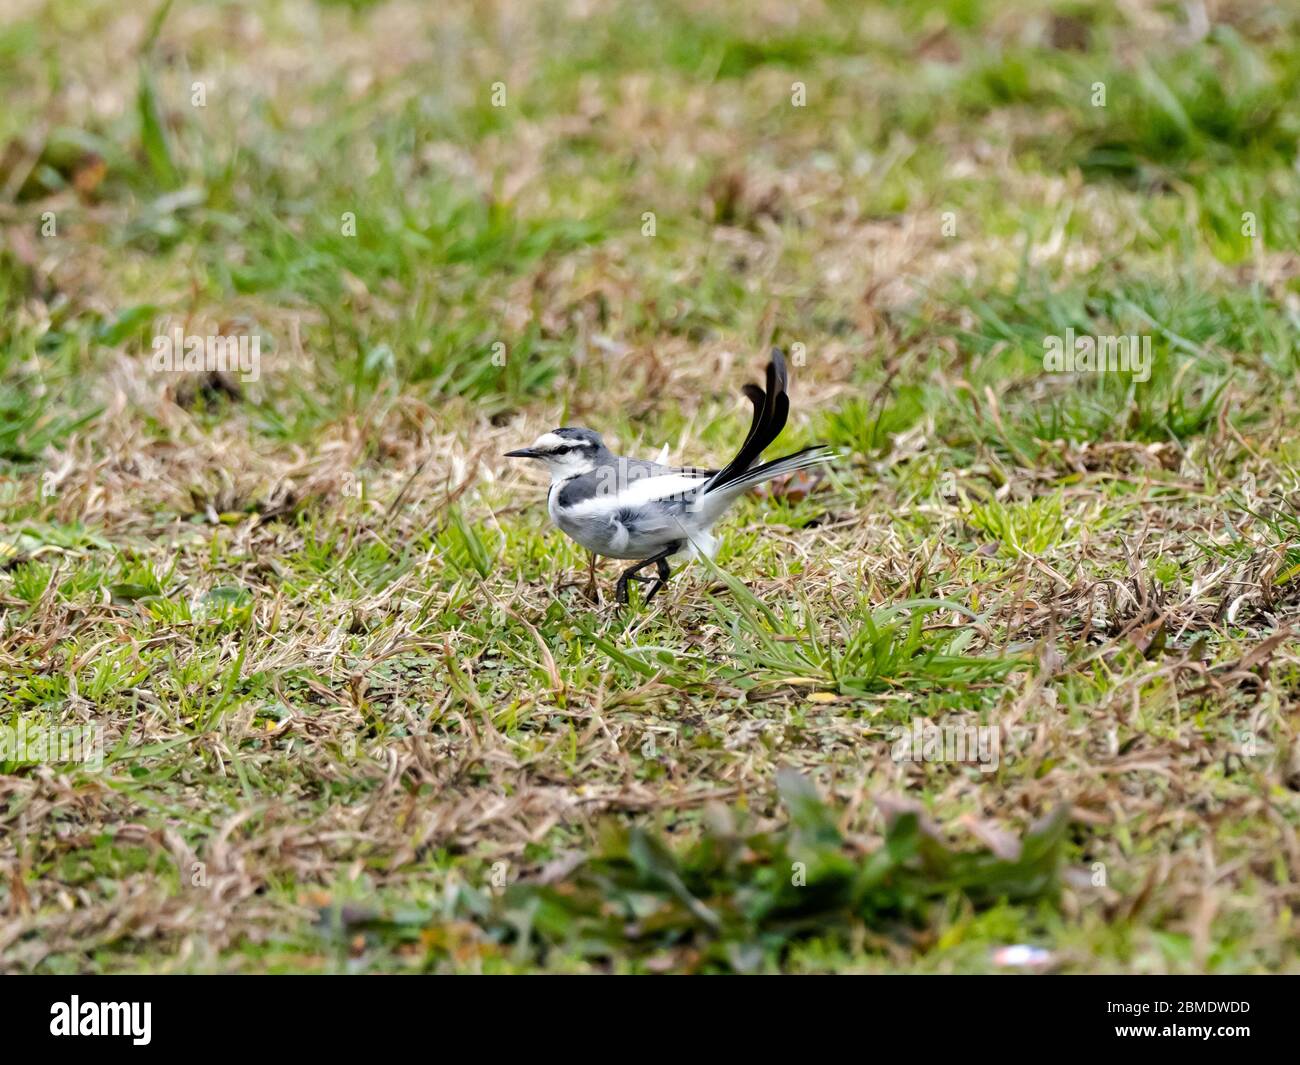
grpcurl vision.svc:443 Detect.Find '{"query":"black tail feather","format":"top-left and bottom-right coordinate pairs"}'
top-left (714, 443), bottom-right (830, 493)
top-left (731, 382), bottom-right (767, 468)
top-left (706, 349), bottom-right (791, 492)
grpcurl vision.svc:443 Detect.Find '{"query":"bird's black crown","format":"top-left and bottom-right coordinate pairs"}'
top-left (552, 427), bottom-right (605, 448)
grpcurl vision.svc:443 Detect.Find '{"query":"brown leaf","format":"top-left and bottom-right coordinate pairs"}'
top-left (72, 153), bottom-right (107, 199)
top-left (756, 466), bottom-right (824, 503)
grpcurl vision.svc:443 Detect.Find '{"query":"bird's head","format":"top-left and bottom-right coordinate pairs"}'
top-left (504, 427), bottom-right (609, 479)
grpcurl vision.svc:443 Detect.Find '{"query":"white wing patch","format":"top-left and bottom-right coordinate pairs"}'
top-left (562, 472), bottom-right (708, 518)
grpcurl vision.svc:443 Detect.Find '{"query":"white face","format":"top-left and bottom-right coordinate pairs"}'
top-left (515, 432), bottom-right (601, 481)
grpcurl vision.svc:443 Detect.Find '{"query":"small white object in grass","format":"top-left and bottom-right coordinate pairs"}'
top-left (1226, 593), bottom-right (1248, 624)
top-left (991, 945), bottom-right (1053, 968)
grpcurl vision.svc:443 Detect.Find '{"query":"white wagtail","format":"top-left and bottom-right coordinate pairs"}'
top-left (505, 349), bottom-right (833, 604)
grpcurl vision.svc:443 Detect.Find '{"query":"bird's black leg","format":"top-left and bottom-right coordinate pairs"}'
top-left (614, 565), bottom-right (648, 605)
top-left (615, 541), bottom-right (682, 605)
top-left (643, 556), bottom-right (673, 602)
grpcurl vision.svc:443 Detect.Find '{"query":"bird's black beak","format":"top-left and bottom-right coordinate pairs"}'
top-left (504, 447), bottom-right (540, 459)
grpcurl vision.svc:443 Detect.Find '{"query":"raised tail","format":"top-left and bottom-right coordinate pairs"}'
top-left (703, 349), bottom-right (834, 500)
top-left (703, 444), bottom-right (835, 499)
top-left (703, 348), bottom-right (791, 494)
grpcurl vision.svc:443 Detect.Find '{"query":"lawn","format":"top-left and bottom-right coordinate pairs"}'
top-left (1, 0), bottom-right (1299, 973)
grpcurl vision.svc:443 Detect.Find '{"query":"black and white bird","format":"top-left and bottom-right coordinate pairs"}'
top-left (504, 350), bottom-right (832, 604)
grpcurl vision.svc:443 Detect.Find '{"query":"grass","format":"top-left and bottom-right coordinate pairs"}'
top-left (0, 0), bottom-right (1298, 973)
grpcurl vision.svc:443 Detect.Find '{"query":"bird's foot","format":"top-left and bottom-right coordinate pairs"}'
top-left (583, 552), bottom-right (601, 604)
top-left (614, 572), bottom-right (654, 606)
